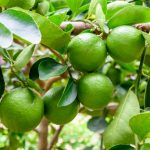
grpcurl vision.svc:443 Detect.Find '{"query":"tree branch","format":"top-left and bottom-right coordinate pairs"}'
top-left (48, 125), bottom-right (64, 150)
top-left (60, 21), bottom-right (150, 34)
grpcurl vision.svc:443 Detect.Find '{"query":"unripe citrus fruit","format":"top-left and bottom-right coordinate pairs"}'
top-left (7, 0), bottom-right (35, 9)
top-left (77, 73), bottom-right (113, 110)
top-left (107, 1), bottom-right (131, 19)
top-left (0, 88), bottom-right (44, 132)
top-left (36, 1), bottom-right (49, 15)
top-left (106, 67), bottom-right (121, 85)
top-left (43, 86), bottom-right (79, 125)
top-left (67, 33), bottom-right (107, 72)
top-left (107, 26), bottom-right (145, 63)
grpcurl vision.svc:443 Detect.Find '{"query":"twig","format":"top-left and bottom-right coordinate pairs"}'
top-left (48, 125), bottom-right (64, 150)
top-left (60, 21), bottom-right (150, 34)
top-left (49, 48), bottom-right (65, 64)
top-left (38, 118), bottom-right (49, 150)
top-left (135, 47), bottom-right (146, 96)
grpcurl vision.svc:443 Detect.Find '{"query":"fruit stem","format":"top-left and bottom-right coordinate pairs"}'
top-left (135, 47), bottom-right (146, 96)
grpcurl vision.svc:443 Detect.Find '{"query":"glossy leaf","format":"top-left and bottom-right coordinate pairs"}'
top-left (58, 78), bottom-right (77, 107)
top-left (140, 143), bottom-right (150, 150)
top-left (0, 66), bottom-right (5, 98)
top-left (87, 117), bottom-right (107, 133)
top-left (108, 5), bottom-right (150, 28)
top-left (14, 44), bottom-right (35, 70)
top-left (31, 12), bottom-right (70, 51)
top-left (104, 90), bottom-right (140, 149)
top-left (109, 145), bottom-right (135, 150)
top-left (96, 3), bottom-right (105, 31)
top-left (29, 57), bottom-right (68, 80)
top-left (0, 22), bottom-right (13, 48)
top-left (38, 58), bottom-right (68, 80)
top-left (66, 0), bottom-right (84, 14)
top-left (145, 78), bottom-right (150, 108)
top-left (129, 112), bottom-right (150, 139)
top-left (0, 9), bottom-right (41, 44)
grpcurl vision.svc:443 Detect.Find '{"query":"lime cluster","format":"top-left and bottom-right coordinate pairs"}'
top-left (67, 26), bottom-right (145, 110)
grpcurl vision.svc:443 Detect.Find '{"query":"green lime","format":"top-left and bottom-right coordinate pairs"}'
top-left (77, 73), bottom-right (113, 110)
top-left (0, 87), bottom-right (44, 132)
top-left (7, 0), bottom-right (35, 9)
top-left (107, 26), bottom-right (145, 63)
top-left (107, 1), bottom-right (131, 19)
top-left (43, 86), bottom-right (79, 125)
top-left (106, 67), bottom-right (121, 85)
top-left (36, 1), bottom-right (49, 15)
top-left (67, 33), bottom-right (107, 72)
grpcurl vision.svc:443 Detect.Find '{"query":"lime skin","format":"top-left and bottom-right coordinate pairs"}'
top-left (43, 86), bottom-right (79, 125)
top-left (67, 33), bottom-right (107, 72)
top-left (0, 87), bottom-right (44, 132)
top-left (77, 73), bottom-right (114, 110)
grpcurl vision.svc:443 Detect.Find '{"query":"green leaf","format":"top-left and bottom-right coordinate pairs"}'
top-left (31, 12), bottom-right (70, 51)
top-left (29, 57), bottom-right (68, 80)
top-left (108, 5), bottom-right (150, 28)
top-left (66, 0), bottom-right (84, 14)
top-left (0, 22), bottom-right (13, 48)
top-left (49, 13), bottom-right (66, 26)
top-left (0, 66), bottom-right (5, 98)
top-left (14, 44), bottom-right (35, 70)
top-left (129, 112), bottom-right (150, 139)
top-left (109, 145), bottom-right (135, 150)
top-left (142, 32), bottom-right (150, 46)
top-left (140, 143), bottom-right (150, 150)
top-left (96, 3), bottom-right (105, 31)
top-left (103, 90), bottom-right (140, 149)
top-left (58, 78), bottom-right (77, 107)
top-left (88, 0), bottom-right (107, 17)
top-left (0, 9), bottom-right (41, 44)
top-left (87, 117), bottom-right (107, 133)
top-left (38, 58), bottom-right (68, 80)
top-left (145, 78), bottom-right (150, 108)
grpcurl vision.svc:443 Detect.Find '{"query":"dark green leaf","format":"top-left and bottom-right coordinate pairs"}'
top-left (29, 57), bottom-right (68, 80)
top-left (87, 117), bottom-right (107, 133)
top-left (129, 112), bottom-right (150, 139)
top-left (0, 9), bottom-right (41, 44)
top-left (0, 22), bottom-right (13, 48)
top-left (0, 66), bottom-right (5, 98)
top-left (145, 78), bottom-right (150, 108)
top-left (31, 12), bottom-right (70, 51)
top-left (14, 44), bottom-right (35, 70)
top-left (104, 90), bottom-right (140, 149)
top-left (109, 145), bottom-right (135, 150)
top-left (108, 5), bottom-right (150, 28)
top-left (39, 58), bottom-right (68, 80)
top-left (58, 78), bottom-right (77, 107)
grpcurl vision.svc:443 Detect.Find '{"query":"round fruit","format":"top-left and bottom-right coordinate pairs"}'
top-left (0, 88), bottom-right (44, 132)
top-left (67, 33), bottom-right (107, 72)
top-left (36, 1), bottom-right (49, 15)
top-left (7, 0), bottom-right (35, 9)
top-left (107, 26), bottom-right (145, 63)
top-left (43, 86), bottom-right (79, 125)
top-left (77, 73), bottom-right (113, 110)
top-left (106, 67), bottom-right (121, 85)
top-left (107, 1), bottom-right (131, 19)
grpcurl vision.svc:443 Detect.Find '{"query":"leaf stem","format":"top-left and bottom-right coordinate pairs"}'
top-left (135, 47), bottom-right (146, 96)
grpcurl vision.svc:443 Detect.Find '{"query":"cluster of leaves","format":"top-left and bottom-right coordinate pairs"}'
top-left (0, 0), bottom-right (150, 149)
